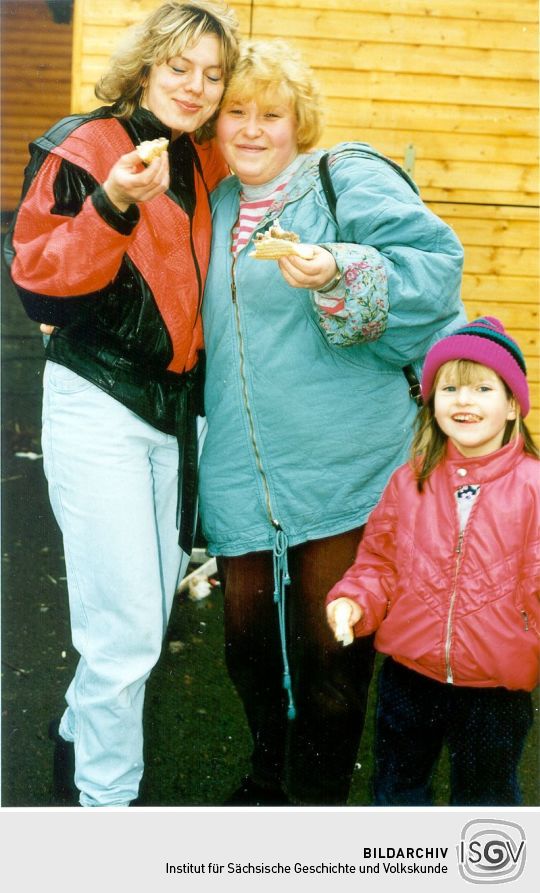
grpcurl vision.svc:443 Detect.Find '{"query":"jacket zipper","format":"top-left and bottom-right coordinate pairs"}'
top-left (521, 610), bottom-right (529, 631)
top-left (230, 255), bottom-right (280, 530)
top-left (444, 528), bottom-right (464, 683)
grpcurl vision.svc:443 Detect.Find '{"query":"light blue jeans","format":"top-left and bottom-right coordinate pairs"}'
top-left (42, 361), bottom-right (189, 806)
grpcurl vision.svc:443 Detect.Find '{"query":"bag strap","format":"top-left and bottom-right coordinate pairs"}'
top-left (319, 152), bottom-right (337, 219)
top-left (318, 153), bottom-right (423, 406)
top-left (401, 363), bottom-right (423, 406)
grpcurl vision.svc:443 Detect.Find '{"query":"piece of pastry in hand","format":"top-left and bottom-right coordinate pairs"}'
top-left (250, 223), bottom-right (314, 260)
top-left (333, 601), bottom-right (354, 647)
top-left (135, 137), bottom-right (169, 165)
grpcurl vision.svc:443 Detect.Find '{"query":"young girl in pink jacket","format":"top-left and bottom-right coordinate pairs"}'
top-left (326, 316), bottom-right (539, 805)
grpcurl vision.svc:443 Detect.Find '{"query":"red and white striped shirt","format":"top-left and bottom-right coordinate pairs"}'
top-left (231, 156), bottom-right (305, 255)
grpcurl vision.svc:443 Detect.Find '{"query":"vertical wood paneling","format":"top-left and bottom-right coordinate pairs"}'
top-left (1, 0), bottom-right (73, 210)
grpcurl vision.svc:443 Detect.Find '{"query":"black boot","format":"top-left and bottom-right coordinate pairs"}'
top-left (48, 719), bottom-right (79, 806)
top-left (223, 776), bottom-right (290, 806)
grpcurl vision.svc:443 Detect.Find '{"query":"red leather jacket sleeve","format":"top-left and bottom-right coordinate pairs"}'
top-left (11, 153), bottom-right (136, 297)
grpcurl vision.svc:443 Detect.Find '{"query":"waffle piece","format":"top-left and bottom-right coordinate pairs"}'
top-left (250, 224), bottom-right (314, 260)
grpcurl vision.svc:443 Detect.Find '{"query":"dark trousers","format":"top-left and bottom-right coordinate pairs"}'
top-left (218, 526), bottom-right (374, 805)
top-left (374, 657), bottom-right (533, 806)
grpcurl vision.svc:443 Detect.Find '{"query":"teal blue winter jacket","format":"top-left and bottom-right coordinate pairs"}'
top-left (199, 143), bottom-right (466, 556)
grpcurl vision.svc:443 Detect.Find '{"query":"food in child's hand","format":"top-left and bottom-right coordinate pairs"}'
top-left (250, 223), bottom-right (315, 260)
top-left (135, 137), bottom-right (169, 165)
top-left (334, 600), bottom-right (354, 646)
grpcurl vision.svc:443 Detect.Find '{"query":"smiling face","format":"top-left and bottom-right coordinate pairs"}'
top-left (434, 362), bottom-right (517, 457)
top-left (142, 34), bottom-right (224, 138)
top-left (216, 96), bottom-right (299, 185)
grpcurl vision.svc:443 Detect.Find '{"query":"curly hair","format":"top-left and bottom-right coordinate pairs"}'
top-left (95, 1), bottom-right (239, 141)
top-left (220, 39), bottom-right (324, 151)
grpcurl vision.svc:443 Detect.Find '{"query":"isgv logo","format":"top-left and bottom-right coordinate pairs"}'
top-left (458, 819), bottom-right (526, 884)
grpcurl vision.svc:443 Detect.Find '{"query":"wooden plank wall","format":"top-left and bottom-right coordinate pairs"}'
top-left (0, 0), bottom-right (73, 211)
top-left (8, 0), bottom-right (540, 434)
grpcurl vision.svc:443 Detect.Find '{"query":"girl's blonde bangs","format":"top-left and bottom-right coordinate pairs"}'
top-left (435, 359), bottom-right (505, 388)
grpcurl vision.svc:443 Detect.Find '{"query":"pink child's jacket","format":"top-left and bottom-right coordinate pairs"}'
top-left (326, 438), bottom-right (540, 691)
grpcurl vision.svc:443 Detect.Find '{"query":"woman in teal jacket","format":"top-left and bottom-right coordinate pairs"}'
top-left (199, 39), bottom-right (466, 806)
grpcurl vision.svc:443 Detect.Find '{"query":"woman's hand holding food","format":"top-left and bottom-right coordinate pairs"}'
top-left (103, 148), bottom-right (170, 213)
top-left (278, 245), bottom-right (339, 291)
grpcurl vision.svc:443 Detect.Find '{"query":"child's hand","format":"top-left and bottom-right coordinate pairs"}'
top-left (327, 597), bottom-right (363, 646)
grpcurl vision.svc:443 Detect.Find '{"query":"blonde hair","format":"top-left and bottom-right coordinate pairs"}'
top-left (95, 1), bottom-right (239, 141)
top-left (411, 359), bottom-right (539, 491)
top-left (220, 39), bottom-right (324, 151)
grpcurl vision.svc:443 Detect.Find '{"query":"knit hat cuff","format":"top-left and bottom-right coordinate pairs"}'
top-left (421, 333), bottom-right (530, 417)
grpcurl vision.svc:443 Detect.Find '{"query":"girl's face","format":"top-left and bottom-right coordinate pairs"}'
top-left (142, 34), bottom-right (224, 138)
top-left (217, 97), bottom-right (299, 185)
top-left (434, 363), bottom-right (517, 457)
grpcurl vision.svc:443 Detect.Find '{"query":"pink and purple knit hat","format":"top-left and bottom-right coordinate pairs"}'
top-left (421, 316), bottom-right (529, 417)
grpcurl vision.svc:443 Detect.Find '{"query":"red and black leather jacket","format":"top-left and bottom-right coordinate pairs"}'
top-left (4, 105), bottom-right (228, 434)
